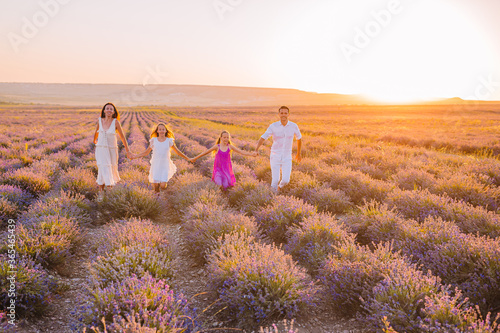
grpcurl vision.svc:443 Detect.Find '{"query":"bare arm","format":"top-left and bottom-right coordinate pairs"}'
top-left (255, 137), bottom-right (265, 153)
top-left (191, 145), bottom-right (218, 162)
top-left (172, 144), bottom-right (192, 161)
top-left (229, 144), bottom-right (255, 157)
top-left (133, 146), bottom-right (153, 159)
top-left (93, 123), bottom-right (99, 144)
top-left (295, 138), bottom-right (302, 162)
top-left (115, 121), bottom-right (131, 154)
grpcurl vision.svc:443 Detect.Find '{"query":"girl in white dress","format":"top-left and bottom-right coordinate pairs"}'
top-left (93, 103), bottom-right (131, 201)
top-left (132, 123), bottom-right (191, 195)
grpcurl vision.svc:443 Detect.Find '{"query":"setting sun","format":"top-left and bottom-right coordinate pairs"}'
top-left (1, 0), bottom-right (499, 102)
top-left (271, 0), bottom-right (498, 103)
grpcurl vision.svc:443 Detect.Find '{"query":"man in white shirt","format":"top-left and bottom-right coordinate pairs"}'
top-left (255, 106), bottom-right (302, 191)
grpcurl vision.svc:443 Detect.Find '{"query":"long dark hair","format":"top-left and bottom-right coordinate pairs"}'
top-left (100, 102), bottom-right (120, 120)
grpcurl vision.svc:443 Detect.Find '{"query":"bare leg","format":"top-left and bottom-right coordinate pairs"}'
top-left (97, 184), bottom-right (105, 202)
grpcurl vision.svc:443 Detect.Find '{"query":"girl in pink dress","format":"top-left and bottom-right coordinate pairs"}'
top-left (191, 131), bottom-right (256, 190)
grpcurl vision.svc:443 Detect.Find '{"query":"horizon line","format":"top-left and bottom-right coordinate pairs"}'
top-left (1, 81), bottom-right (500, 104)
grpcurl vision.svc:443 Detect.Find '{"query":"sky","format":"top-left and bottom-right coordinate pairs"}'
top-left (1, 0), bottom-right (499, 103)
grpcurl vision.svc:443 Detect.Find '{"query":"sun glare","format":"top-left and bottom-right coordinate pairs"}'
top-left (272, 0), bottom-right (497, 104)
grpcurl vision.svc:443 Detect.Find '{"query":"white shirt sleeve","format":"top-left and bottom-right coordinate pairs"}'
top-left (149, 138), bottom-right (155, 148)
top-left (261, 124), bottom-right (274, 140)
top-left (169, 138), bottom-right (174, 147)
top-left (294, 124), bottom-right (302, 140)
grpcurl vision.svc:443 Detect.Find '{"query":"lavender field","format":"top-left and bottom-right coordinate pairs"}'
top-left (1, 103), bottom-right (500, 333)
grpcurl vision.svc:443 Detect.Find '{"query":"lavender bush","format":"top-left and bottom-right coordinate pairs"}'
top-left (169, 172), bottom-right (227, 217)
top-left (254, 195), bottom-right (316, 244)
top-left (363, 260), bottom-right (442, 332)
top-left (390, 167), bottom-right (436, 191)
top-left (315, 165), bottom-right (393, 205)
top-left (386, 188), bottom-right (500, 237)
top-left (0, 254), bottom-right (57, 316)
top-left (182, 202), bottom-right (260, 264)
top-left (417, 289), bottom-right (500, 333)
top-left (343, 201), bottom-right (408, 245)
top-left (118, 167), bottom-right (149, 189)
top-left (14, 214), bottom-right (82, 268)
top-left (228, 177), bottom-right (275, 215)
top-left (303, 186), bottom-right (353, 214)
top-left (0, 198), bottom-right (18, 223)
top-left (56, 167), bottom-right (99, 200)
top-left (20, 190), bottom-right (92, 226)
top-left (78, 273), bottom-right (195, 332)
top-left (0, 184), bottom-right (34, 210)
top-left (2, 167), bottom-right (51, 196)
top-left (285, 213), bottom-right (354, 274)
top-left (93, 218), bottom-right (172, 256)
top-left (97, 184), bottom-right (161, 222)
top-left (431, 173), bottom-right (500, 211)
top-left (89, 244), bottom-right (175, 288)
top-left (318, 242), bottom-right (411, 316)
top-left (206, 232), bottom-right (316, 325)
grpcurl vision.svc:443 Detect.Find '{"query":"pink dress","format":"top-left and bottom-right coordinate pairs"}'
top-left (212, 145), bottom-right (236, 189)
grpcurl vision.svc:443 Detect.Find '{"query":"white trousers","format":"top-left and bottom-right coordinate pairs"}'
top-left (270, 157), bottom-right (292, 190)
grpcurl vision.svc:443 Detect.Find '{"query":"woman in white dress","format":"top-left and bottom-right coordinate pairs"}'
top-left (132, 123), bottom-right (191, 195)
top-left (93, 103), bottom-right (131, 201)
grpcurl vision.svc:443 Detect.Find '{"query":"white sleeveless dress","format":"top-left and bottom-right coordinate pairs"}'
top-left (149, 137), bottom-right (177, 183)
top-left (95, 118), bottom-right (120, 186)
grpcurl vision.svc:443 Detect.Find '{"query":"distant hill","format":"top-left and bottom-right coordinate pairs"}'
top-left (0, 82), bottom-right (369, 107)
top-left (1, 83), bottom-right (498, 107)
top-left (421, 97), bottom-right (500, 105)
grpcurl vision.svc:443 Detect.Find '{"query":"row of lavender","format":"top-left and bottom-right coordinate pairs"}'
top-left (175, 113), bottom-right (500, 212)
top-left (1, 106), bottom-right (499, 332)
top-left (0, 107), bottom-right (97, 172)
top-left (70, 112), bottom-right (291, 332)
top-left (73, 113), bottom-right (198, 332)
top-left (0, 110), bottom-right (134, 330)
top-left (167, 122), bottom-right (497, 331)
top-left (174, 105), bottom-right (500, 159)
top-left (155, 110), bottom-right (500, 331)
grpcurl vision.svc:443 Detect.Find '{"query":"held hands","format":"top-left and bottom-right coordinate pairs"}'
top-left (251, 151), bottom-right (258, 157)
top-left (127, 152), bottom-right (140, 160)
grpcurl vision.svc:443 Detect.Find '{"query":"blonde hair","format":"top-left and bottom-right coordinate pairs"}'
top-left (216, 130), bottom-right (232, 145)
top-left (151, 123), bottom-right (174, 139)
top-left (214, 130), bottom-right (232, 156)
